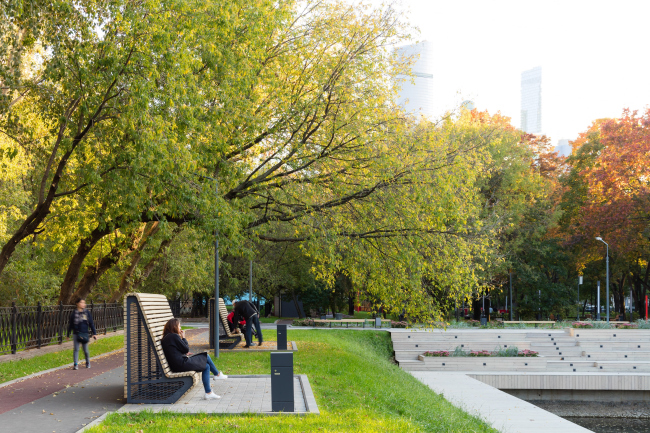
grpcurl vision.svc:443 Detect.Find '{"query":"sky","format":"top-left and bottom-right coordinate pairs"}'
top-left (368, 0), bottom-right (650, 146)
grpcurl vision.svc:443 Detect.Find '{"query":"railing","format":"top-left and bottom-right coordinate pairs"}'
top-left (0, 301), bottom-right (123, 355)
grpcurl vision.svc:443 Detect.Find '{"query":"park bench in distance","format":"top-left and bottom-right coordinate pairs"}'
top-left (208, 298), bottom-right (243, 350)
top-left (124, 293), bottom-right (200, 404)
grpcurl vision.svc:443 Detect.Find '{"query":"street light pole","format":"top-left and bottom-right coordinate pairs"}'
top-left (195, 173), bottom-right (220, 359)
top-left (596, 237), bottom-right (609, 323)
top-left (577, 275), bottom-right (583, 321)
top-left (509, 270), bottom-right (513, 321)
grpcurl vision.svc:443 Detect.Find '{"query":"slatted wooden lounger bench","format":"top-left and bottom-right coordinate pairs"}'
top-left (124, 293), bottom-right (201, 404)
top-left (208, 298), bottom-right (243, 350)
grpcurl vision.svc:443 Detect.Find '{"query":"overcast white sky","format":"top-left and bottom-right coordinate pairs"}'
top-left (369, 0), bottom-right (650, 145)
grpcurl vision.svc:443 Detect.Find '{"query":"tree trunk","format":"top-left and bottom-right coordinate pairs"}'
top-left (58, 224), bottom-right (113, 304)
top-left (291, 289), bottom-right (304, 319)
top-left (71, 245), bottom-right (122, 302)
top-left (109, 226), bottom-right (181, 302)
top-left (63, 224), bottom-right (146, 304)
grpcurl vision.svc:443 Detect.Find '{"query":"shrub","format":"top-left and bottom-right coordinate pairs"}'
top-left (468, 350), bottom-right (491, 357)
top-left (518, 349), bottom-right (539, 357)
top-left (494, 346), bottom-right (519, 357)
top-left (391, 321), bottom-right (408, 328)
top-left (423, 350), bottom-right (449, 357)
top-left (292, 319), bottom-right (329, 327)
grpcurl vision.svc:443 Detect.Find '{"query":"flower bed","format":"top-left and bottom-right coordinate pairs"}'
top-left (428, 347), bottom-right (539, 358)
top-left (423, 350), bottom-right (450, 357)
top-left (572, 321), bottom-right (594, 328)
top-left (615, 323), bottom-right (638, 329)
top-left (468, 350), bottom-right (491, 357)
top-left (391, 321), bottom-right (408, 328)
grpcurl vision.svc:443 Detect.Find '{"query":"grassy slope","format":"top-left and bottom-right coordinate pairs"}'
top-left (0, 334), bottom-right (124, 384)
top-left (89, 330), bottom-right (496, 433)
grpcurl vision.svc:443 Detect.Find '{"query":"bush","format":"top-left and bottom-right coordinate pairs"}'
top-left (494, 346), bottom-right (519, 357)
top-left (391, 321), bottom-right (408, 328)
top-left (292, 319), bottom-right (329, 327)
top-left (518, 349), bottom-right (539, 357)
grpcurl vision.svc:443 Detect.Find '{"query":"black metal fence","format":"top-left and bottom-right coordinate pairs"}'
top-left (0, 301), bottom-right (123, 355)
top-left (168, 297), bottom-right (209, 318)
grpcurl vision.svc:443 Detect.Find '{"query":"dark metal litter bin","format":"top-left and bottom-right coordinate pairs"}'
top-left (271, 352), bottom-right (294, 412)
top-left (277, 324), bottom-right (287, 350)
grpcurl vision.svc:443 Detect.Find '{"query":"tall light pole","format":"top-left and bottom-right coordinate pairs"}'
top-left (596, 237), bottom-right (609, 323)
top-left (509, 270), bottom-right (513, 321)
top-left (195, 173), bottom-right (220, 358)
top-left (577, 275), bottom-right (583, 321)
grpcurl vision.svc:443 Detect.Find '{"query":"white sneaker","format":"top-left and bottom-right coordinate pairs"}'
top-left (213, 372), bottom-right (228, 380)
top-left (204, 392), bottom-right (221, 400)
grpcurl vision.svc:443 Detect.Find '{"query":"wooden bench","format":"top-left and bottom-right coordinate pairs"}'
top-left (503, 321), bottom-right (555, 328)
top-left (208, 298), bottom-right (243, 350)
top-left (124, 293), bottom-right (200, 404)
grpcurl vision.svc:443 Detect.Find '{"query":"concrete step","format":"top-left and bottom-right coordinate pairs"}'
top-left (583, 351), bottom-right (650, 360)
top-left (578, 342), bottom-right (650, 350)
top-left (530, 342), bottom-right (578, 348)
top-left (392, 342), bottom-right (531, 351)
top-left (594, 361), bottom-right (650, 372)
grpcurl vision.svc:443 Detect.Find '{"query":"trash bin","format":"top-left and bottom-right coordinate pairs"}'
top-left (335, 313), bottom-right (343, 320)
top-left (271, 352), bottom-right (294, 412)
top-left (375, 317), bottom-right (382, 328)
top-left (277, 324), bottom-right (287, 350)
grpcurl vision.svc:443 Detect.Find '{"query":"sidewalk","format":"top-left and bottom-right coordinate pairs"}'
top-left (0, 328), bottom-right (204, 433)
top-left (0, 331), bottom-right (124, 363)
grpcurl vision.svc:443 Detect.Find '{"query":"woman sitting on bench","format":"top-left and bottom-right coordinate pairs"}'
top-left (161, 318), bottom-right (228, 400)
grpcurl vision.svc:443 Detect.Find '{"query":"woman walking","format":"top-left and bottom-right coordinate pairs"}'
top-left (161, 318), bottom-right (227, 400)
top-left (67, 298), bottom-right (97, 370)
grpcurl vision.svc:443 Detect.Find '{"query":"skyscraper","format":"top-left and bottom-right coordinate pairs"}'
top-left (555, 139), bottom-right (572, 157)
top-left (520, 66), bottom-right (542, 133)
top-left (395, 41), bottom-right (434, 118)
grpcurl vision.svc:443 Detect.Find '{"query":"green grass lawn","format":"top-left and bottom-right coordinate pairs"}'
top-left (88, 330), bottom-right (496, 433)
top-left (0, 334), bottom-right (124, 384)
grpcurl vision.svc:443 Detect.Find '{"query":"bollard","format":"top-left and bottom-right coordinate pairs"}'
top-left (277, 324), bottom-right (287, 350)
top-left (271, 352), bottom-right (294, 412)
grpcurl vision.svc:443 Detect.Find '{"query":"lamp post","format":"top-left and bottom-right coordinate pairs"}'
top-left (596, 237), bottom-right (609, 323)
top-left (509, 270), bottom-right (513, 321)
top-left (195, 173), bottom-right (220, 358)
top-left (577, 275), bottom-right (583, 321)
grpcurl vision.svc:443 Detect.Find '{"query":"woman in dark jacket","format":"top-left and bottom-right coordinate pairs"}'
top-left (161, 318), bottom-right (227, 400)
top-left (67, 298), bottom-right (97, 370)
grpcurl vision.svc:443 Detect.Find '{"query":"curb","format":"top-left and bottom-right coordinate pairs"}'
top-left (76, 411), bottom-right (110, 433)
top-left (0, 347), bottom-right (124, 389)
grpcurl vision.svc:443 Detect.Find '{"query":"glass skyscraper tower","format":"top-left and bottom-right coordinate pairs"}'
top-left (395, 41), bottom-right (434, 118)
top-left (520, 66), bottom-right (542, 133)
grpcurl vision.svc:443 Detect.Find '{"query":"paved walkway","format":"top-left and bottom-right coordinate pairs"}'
top-left (118, 375), bottom-right (318, 415)
top-left (411, 371), bottom-right (593, 433)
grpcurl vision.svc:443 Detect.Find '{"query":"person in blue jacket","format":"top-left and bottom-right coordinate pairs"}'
top-left (67, 298), bottom-right (97, 370)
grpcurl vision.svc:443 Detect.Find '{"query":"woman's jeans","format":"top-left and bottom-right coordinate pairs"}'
top-left (202, 355), bottom-right (220, 393)
top-left (73, 335), bottom-right (90, 365)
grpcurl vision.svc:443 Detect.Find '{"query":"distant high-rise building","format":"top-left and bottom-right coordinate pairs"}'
top-left (520, 66), bottom-right (542, 133)
top-left (395, 41), bottom-right (434, 118)
top-left (555, 139), bottom-right (572, 157)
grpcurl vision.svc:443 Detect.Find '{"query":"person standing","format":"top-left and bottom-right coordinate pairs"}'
top-left (233, 300), bottom-right (263, 348)
top-left (67, 298), bottom-right (97, 370)
top-left (161, 318), bottom-right (227, 400)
